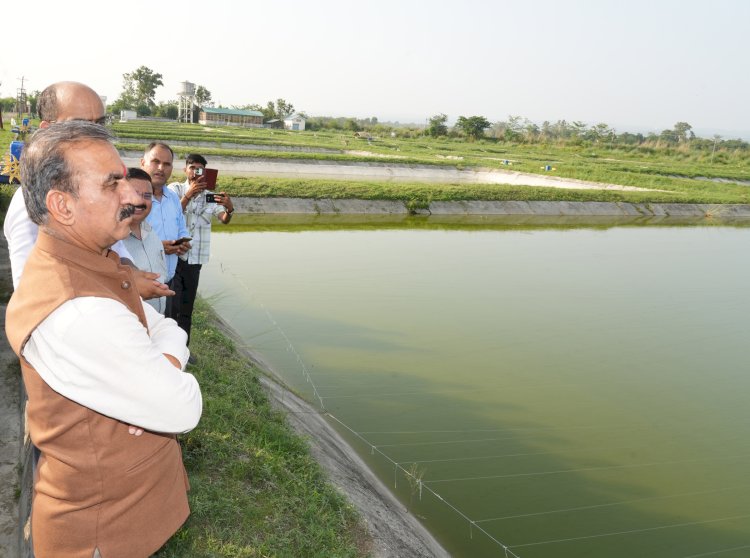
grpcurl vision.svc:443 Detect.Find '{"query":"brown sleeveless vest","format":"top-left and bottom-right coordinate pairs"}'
top-left (5, 230), bottom-right (190, 558)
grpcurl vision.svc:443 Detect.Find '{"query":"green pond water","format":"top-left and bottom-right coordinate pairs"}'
top-left (200, 216), bottom-right (750, 558)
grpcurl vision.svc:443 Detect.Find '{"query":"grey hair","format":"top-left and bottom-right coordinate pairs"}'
top-left (36, 84), bottom-right (60, 122)
top-left (21, 120), bottom-right (114, 225)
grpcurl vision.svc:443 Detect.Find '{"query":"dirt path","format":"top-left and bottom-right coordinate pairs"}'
top-left (119, 153), bottom-right (657, 192)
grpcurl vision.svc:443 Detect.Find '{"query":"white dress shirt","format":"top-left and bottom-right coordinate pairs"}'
top-left (22, 297), bottom-right (202, 434)
top-left (4, 187), bottom-right (134, 288)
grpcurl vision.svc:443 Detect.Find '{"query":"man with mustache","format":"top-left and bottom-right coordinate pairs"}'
top-left (5, 121), bottom-right (202, 558)
top-left (122, 168), bottom-right (169, 314)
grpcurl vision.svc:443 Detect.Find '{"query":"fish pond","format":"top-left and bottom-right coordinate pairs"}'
top-left (200, 214), bottom-right (750, 558)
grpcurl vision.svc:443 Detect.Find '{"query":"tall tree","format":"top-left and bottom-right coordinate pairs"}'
top-left (153, 100), bottom-right (178, 119)
top-left (274, 98), bottom-right (295, 119)
top-left (195, 85), bottom-right (213, 107)
top-left (571, 121), bottom-right (588, 138)
top-left (673, 122), bottom-right (694, 143)
top-left (118, 66), bottom-right (164, 110)
top-left (426, 113), bottom-right (448, 137)
top-left (502, 115), bottom-right (524, 142)
top-left (587, 122), bottom-right (613, 143)
top-left (455, 115), bottom-right (490, 140)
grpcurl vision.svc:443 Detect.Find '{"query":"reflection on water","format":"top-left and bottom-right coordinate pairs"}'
top-left (201, 216), bottom-right (750, 557)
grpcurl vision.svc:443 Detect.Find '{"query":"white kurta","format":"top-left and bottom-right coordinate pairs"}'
top-left (22, 297), bottom-right (202, 434)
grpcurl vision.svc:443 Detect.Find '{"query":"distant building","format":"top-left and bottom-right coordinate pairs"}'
top-left (199, 107), bottom-right (263, 127)
top-left (283, 113), bottom-right (306, 131)
top-left (120, 110), bottom-right (137, 122)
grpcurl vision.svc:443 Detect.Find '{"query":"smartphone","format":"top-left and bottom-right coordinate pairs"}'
top-left (173, 237), bottom-right (192, 245)
top-left (205, 192), bottom-right (216, 203)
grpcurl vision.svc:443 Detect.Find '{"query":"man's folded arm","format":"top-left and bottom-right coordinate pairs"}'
top-left (22, 297), bottom-right (202, 433)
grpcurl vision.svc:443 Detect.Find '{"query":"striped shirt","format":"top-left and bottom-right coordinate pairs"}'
top-left (168, 181), bottom-right (227, 265)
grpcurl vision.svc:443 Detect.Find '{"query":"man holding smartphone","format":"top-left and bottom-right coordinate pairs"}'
top-left (141, 142), bottom-right (191, 318)
top-left (168, 154), bottom-right (234, 354)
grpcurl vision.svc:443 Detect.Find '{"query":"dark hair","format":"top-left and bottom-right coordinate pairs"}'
top-left (126, 167), bottom-right (153, 183)
top-left (145, 141), bottom-right (174, 159)
top-left (21, 121), bottom-right (114, 225)
top-left (185, 153), bottom-right (207, 166)
top-left (37, 84), bottom-right (60, 122)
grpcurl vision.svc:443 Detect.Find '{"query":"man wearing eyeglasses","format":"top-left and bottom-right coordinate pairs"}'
top-left (122, 168), bottom-right (168, 314)
top-left (3, 81), bottom-right (172, 304)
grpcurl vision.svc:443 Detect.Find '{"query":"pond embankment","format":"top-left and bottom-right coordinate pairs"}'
top-left (229, 196), bottom-right (750, 218)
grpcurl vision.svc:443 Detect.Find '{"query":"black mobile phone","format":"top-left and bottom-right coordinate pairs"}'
top-left (205, 192), bottom-right (216, 203)
top-left (174, 237), bottom-right (192, 245)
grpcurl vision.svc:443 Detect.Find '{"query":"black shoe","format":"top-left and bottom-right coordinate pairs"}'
top-left (188, 354), bottom-right (198, 365)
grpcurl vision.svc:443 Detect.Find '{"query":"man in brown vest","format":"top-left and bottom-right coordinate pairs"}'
top-left (5, 121), bottom-right (203, 557)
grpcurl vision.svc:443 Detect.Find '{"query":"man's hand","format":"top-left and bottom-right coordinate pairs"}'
top-left (215, 192), bottom-right (234, 223)
top-left (163, 239), bottom-right (192, 256)
top-left (186, 175), bottom-right (207, 199)
top-left (181, 175), bottom-right (208, 210)
top-left (134, 269), bottom-right (175, 299)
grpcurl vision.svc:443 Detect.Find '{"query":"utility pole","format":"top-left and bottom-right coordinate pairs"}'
top-left (16, 76), bottom-right (29, 117)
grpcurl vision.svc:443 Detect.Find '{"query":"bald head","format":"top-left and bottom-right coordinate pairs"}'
top-left (37, 81), bottom-right (105, 127)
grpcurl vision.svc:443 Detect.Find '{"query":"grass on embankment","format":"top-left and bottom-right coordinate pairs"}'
top-left (210, 176), bottom-right (750, 207)
top-left (155, 298), bottom-right (369, 558)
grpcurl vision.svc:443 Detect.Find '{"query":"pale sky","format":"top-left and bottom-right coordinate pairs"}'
top-left (4, 0), bottom-right (748, 137)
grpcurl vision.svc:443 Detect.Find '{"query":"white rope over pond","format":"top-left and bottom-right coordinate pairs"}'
top-left (218, 261), bottom-right (521, 556)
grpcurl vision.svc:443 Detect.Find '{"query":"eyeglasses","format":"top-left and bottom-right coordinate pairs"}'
top-left (49, 116), bottom-right (107, 125)
top-left (139, 192), bottom-right (153, 200)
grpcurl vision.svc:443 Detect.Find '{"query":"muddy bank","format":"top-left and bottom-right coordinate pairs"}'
top-left (229, 196), bottom-right (750, 218)
top-left (211, 316), bottom-right (450, 558)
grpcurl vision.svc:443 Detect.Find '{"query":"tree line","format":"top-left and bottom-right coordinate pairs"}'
top-left (3, 65), bottom-right (747, 155)
top-left (423, 114), bottom-right (748, 153)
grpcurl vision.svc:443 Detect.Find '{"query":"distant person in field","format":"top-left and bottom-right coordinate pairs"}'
top-left (140, 142), bottom-right (191, 316)
top-left (168, 154), bottom-right (235, 354)
top-left (122, 168), bottom-right (169, 314)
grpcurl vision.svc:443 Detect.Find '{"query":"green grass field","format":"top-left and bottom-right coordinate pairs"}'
top-left (2, 119), bottom-right (749, 205)
top-left (111, 120), bottom-right (750, 205)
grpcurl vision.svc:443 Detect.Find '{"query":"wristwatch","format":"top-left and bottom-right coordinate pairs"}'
top-left (226, 207), bottom-right (234, 215)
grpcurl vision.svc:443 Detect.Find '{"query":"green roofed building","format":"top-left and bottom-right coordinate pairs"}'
top-left (199, 107), bottom-right (264, 127)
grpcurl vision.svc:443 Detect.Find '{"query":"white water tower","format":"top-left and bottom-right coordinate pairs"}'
top-left (178, 81), bottom-right (196, 123)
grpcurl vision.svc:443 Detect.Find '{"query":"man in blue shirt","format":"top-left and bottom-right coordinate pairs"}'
top-left (141, 142), bottom-right (190, 317)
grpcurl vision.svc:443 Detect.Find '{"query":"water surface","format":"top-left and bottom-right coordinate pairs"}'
top-left (201, 216), bottom-right (750, 557)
